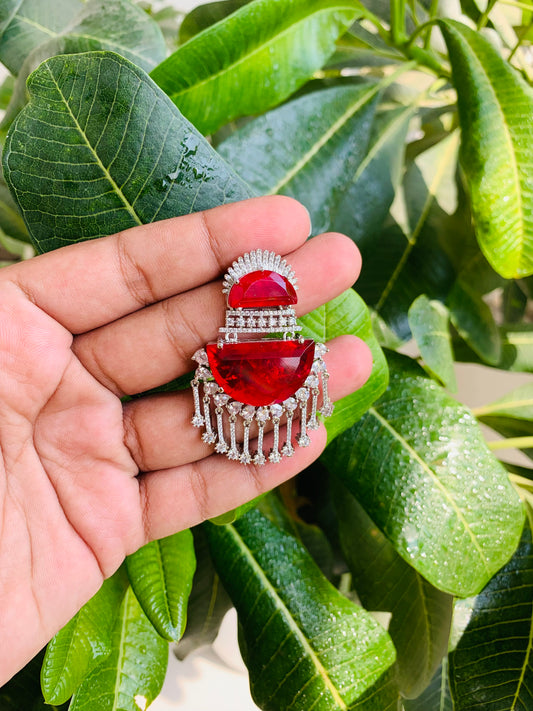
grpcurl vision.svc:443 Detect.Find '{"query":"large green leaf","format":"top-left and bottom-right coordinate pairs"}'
top-left (408, 294), bottom-right (457, 391)
top-left (449, 515), bottom-right (533, 710)
top-left (324, 351), bottom-right (525, 597)
top-left (300, 288), bottom-right (389, 442)
top-left (150, 0), bottom-right (365, 135)
top-left (218, 81), bottom-right (379, 234)
top-left (178, 0), bottom-right (251, 44)
top-left (439, 20), bottom-right (533, 278)
top-left (402, 659), bottom-right (453, 711)
top-left (126, 529), bottom-right (196, 643)
top-left (207, 509), bottom-right (398, 711)
top-left (69, 586), bottom-right (168, 711)
top-left (41, 570), bottom-right (128, 705)
top-left (175, 527), bottom-right (232, 660)
top-left (333, 479), bottom-right (453, 698)
top-left (3, 52), bottom-right (254, 252)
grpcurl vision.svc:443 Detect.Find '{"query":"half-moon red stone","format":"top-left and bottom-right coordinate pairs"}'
top-left (206, 340), bottom-right (315, 406)
top-left (228, 270), bottom-right (297, 308)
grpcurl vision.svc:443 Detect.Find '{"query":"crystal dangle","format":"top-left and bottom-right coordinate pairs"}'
top-left (190, 249), bottom-right (333, 464)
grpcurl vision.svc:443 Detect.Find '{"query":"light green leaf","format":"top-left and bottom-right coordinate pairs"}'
top-left (501, 325), bottom-right (533, 373)
top-left (150, 0), bottom-right (365, 135)
top-left (175, 527), bottom-right (232, 660)
top-left (178, 0), bottom-right (251, 44)
top-left (402, 659), bottom-right (453, 711)
top-left (207, 509), bottom-right (398, 711)
top-left (408, 294), bottom-right (457, 391)
top-left (3, 52), bottom-right (254, 252)
top-left (439, 19), bottom-right (533, 278)
top-left (324, 351), bottom-right (525, 597)
top-left (218, 81), bottom-right (379, 234)
top-left (449, 515), bottom-right (533, 710)
top-left (126, 530), bottom-right (196, 643)
top-left (300, 288), bottom-right (389, 442)
top-left (69, 586), bottom-right (168, 711)
top-left (475, 382), bottom-right (533, 459)
top-left (447, 280), bottom-right (502, 366)
top-left (40, 571), bottom-right (128, 705)
top-left (333, 479), bottom-right (453, 698)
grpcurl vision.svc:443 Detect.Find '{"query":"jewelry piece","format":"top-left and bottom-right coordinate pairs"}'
top-left (190, 249), bottom-right (333, 465)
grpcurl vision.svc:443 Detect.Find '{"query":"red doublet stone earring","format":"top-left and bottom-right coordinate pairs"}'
top-left (190, 250), bottom-right (333, 465)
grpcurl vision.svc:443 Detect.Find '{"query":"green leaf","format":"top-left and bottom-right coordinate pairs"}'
top-left (333, 479), bottom-right (453, 698)
top-left (218, 81), bottom-right (379, 234)
top-left (501, 324), bottom-right (533, 372)
top-left (408, 295), bottom-right (457, 391)
top-left (300, 288), bottom-right (389, 442)
top-left (3, 52), bottom-right (254, 252)
top-left (207, 509), bottom-right (398, 710)
top-left (324, 351), bottom-right (525, 597)
top-left (439, 19), bottom-right (533, 278)
top-left (69, 586), bottom-right (168, 711)
top-left (475, 382), bottom-right (533, 459)
top-left (41, 570), bottom-right (128, 705)
top-left (175, 527), bottom-right (232, 660)
top-left (402, 659), bottom-right (453, 711)
top-left (179, 0), bottom-right (251, 44)
top-left (449, 515), bottom-right (533, 710)
top-left (447, 280), bottom-right (502, 366)
top-left (126, 529), bottom-right (196, 643)
top-left (150, 0), bottom-right (365, 135)
top-left (332, 103), bottom-right (415, 244)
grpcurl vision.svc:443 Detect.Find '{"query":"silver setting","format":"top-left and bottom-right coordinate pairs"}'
top-left (222, 249), bottom-right (298, 294)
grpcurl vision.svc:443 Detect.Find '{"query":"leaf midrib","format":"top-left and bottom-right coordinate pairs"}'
top-left (511, 577), bottom-right (533, 709)
top-left (112, 590), bottom-right (130, 711)
top-left (369, 406), bottom-right (491, 575)
top-left (227, 524), bottom-right (348, 711)
top-left (161, 3), bottom-right (359, 102)
top-left (46, 60), bottom-right (142, 228)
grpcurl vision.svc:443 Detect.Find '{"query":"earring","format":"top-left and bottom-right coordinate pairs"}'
top-left (190, 249), bottom-right (333, 465)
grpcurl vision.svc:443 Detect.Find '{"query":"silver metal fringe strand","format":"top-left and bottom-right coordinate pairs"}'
top-left (190, 343), bottom-right (333, 464)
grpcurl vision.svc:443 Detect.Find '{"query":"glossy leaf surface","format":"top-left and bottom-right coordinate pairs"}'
top-left (69, 586), bottom-right (168, 711)
top-left (449, 517), bottom-right (533, 710)
top-left (218, 82), bottom-right (379, 234)
top-left (126, 529), bottom-right (196, 642)
top-left (207, 509), bottom-right (398, 710)
top-left (150, 0), bottom-right (364, 135)
top-left (402, 659), bottom-right (453, 711)
top-left (3, 52), bottom-right (254, 252)
top-left (325, 351), bottom-right (525, 597)
top-left (447, 280), bottom-right (501, 366)
top-left (41, 571), bottom-right (128, 705)
top-left (408, 294), bottom-right (457, 391)
top-left (300, 288), bottom-right (389, 442)
top-left (178, 0), bottom-right (251, 43)
top-left (440, 19), bottom-right (533, 278)
top-left (333, 479), bottom-right (453, 698)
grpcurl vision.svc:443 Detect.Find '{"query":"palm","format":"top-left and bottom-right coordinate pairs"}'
top-left (0, 197), bottom-right (371, 684)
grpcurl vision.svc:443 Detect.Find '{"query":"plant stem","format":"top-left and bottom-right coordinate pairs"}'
top-left (498, 0), bottom-right (533, 11)
top-left (509, 473), bottom-right (533, 491)
top-left (401, 19), bottom-right (450, 77)
top-left (488, 436), bottom-right (533, 451)
top-left (424, 0), bottom-right (441, 48)
top-left (391, 0), bottom-right (408, 44)
top-left (477, 0), bottom-right (498, 29)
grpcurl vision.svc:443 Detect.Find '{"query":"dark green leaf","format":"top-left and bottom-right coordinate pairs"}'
top-left (179, 0), bottom-right (251, 44)
top-left (69, 586), bottom-right (168, 711)
top-left (126, 529), bottom-right (196, 642)
top-left (503, 280), bottom-right (528, 323)
top-left (175, 526), bottom-right (232, 660)
top-left (3, 52), bottom-right (254, 252)
top-left (408, 294), bottom-right (457, 391)
top-left (447, 279), bottom-right (502, 366)
top-left (501, 324), bottom-right (533, 372)
top-left (333, 480), bottom-right (453, 698)
top-left (402, 659), bottom-right (453, 711)
top-left (449, 515), bottom-right (533, 710)
top-left (41, 570), bottom-right (128, 705)
top-left (439, 19), bottom-right (533, 278)
top-left (300, 288), bottom-right (389, 442)
top-left (0, 180), bottom-right (29, 241)
top-left (207, 509), bottom-right (398, 710)
top-left (150, 0), bottom-right (365, 135)
top-left (218, 81), bottom-right (379, 235)
top-left (325, 351), bottom-right (525, 597)
top-left (0, 72), bottom-right (13, 109)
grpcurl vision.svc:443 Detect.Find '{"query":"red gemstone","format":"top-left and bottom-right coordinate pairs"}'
top-left (228, 270), bottom-right (297, 308)
top-left (206, 340), bottom-right (315, 406)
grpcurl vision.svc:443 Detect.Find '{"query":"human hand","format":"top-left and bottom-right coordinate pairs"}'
top-left (0, 196), bottom-right (372, 683)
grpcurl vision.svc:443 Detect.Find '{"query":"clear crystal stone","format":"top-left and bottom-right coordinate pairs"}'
top-left (256, 406), bottom-right (270, 422)
top-left (270, 403), bottom-right (283, 419)
top-left (307, 418), bottom-right (320, 431)
top-left (192, 349), bottom-right (208, 365)
top-left (295, 387), bottom-right (309, 402)
top-left (242, 405), bottom-right (256, 420)
top-left (240, 453), bottom-right (252, 464)
top-left (204, 382), bottom-right (219, 396)
top-left (258, 317), bottom-right (267, 328)
top-left (202, 432), bottom-right (217, 445)
top-left (269, 450), bottom-right (281, 463)
top-left (283, 397), bottom-right (297, 412)
top-left (297, 433), bottom-right (311, 447)
top-left (281, 443), bottom-right (294, 457)
top-left (227, 448), bottom-right (240, 460)
top-left (304, 374), bottom-right (319, 388)
top-left (215, 442), bottom-right (228, 454)
top-left (320, 403), bottom-right (334, 417)
top-left (227, 401), bottom-right (243, 416)
top-left (312, 359), bottom-right (327, 373)
top-left (213, 393), bottom-right (230, 407)
top-left (196, 366), bottom-right (210, 380)
top-left (191, 415), bottom-right (205, 427)
top-left (254, 453), bottom-right (266, 466)
top-left (315, 343), bottom-right (328, 356)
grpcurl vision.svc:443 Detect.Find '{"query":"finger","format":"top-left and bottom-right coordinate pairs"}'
top-left (74, 233), bottom-right (361, 396)
top-left (137, 425), bottom-right (328, 542)
top-left (123, 335), bottom-right (372, 472)
top-left (4, 197), bottom-right (311, 333)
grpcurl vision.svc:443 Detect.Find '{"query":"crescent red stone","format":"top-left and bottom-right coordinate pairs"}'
top-left (228, 270), bottom-right (297, 308)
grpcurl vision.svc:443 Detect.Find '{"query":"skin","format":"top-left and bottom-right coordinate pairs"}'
top-left (0, 196), bottom-right (372, 684)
